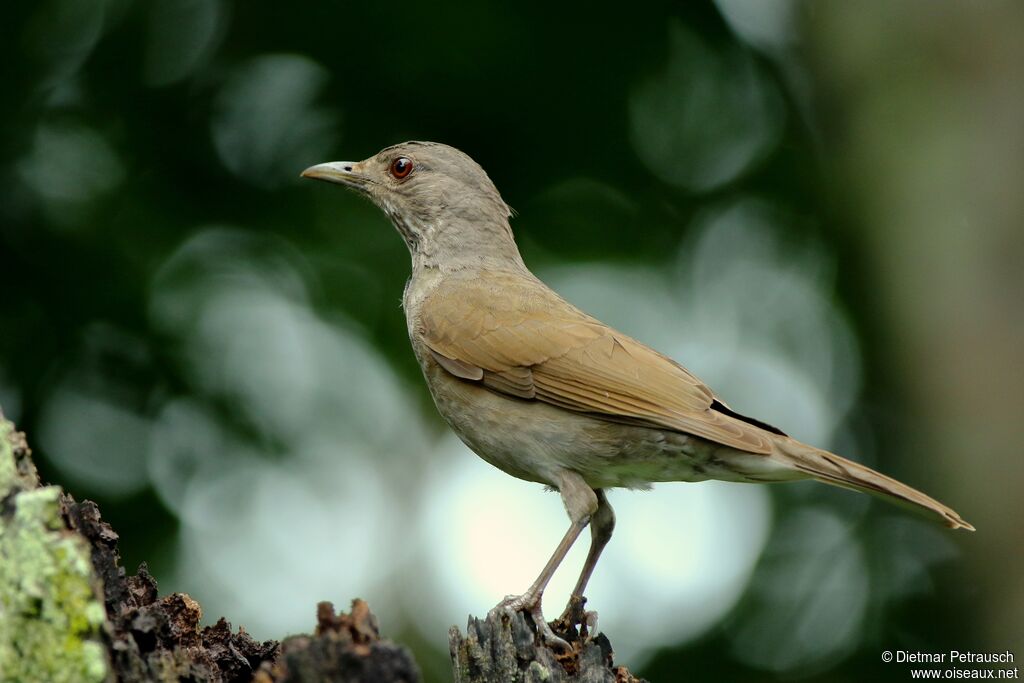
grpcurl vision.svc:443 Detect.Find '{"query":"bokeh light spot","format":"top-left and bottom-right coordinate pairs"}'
top-left (211, 54), bottom-right (339, 188)
top-left (629, 22), bottom-right (784, 192)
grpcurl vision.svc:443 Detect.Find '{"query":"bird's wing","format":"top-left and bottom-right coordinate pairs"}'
top-left (418, 273), bottom-right (775, 454)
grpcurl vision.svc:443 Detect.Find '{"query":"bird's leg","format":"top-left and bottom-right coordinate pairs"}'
top-left (490, 470), bottom-right (597, 651)
top-left (557, 489), bottom-right (614, 635)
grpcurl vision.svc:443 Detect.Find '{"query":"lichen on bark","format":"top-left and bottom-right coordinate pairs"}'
top-left (0, 414), bottom-right (110, 682)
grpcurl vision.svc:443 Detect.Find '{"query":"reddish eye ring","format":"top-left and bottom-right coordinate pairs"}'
top-left (390, 157), bottom-right (413, 179)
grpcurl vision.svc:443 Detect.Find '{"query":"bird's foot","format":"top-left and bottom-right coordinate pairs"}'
top-left (488, 592), bottom-right (572, 652)
top-left (553, 594), bottom-right (599, 642)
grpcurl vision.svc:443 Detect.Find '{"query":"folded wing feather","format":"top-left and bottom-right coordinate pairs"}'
top-left (419, 273), bottom-right (775, 455)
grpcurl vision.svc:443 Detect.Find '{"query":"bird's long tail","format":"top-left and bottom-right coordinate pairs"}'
top-left (775, 438), bottom-right (974, 531)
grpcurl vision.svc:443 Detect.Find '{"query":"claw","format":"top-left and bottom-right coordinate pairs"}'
top-left (529, 601), bottom-right (572, 651)
top-left (488, 592), bottom-right (572, 652)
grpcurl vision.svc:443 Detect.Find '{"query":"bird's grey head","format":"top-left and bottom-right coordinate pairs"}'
top-left (302, 141), bottom-right (521, 269)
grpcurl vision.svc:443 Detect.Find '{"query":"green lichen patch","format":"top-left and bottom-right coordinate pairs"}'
top-left (0, 415), bottom-right (110, 683)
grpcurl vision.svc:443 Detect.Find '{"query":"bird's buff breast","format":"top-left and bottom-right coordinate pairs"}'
top-left (408, 338), bottom-right (715, 490)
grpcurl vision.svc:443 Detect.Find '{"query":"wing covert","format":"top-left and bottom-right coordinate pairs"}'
top-left (419, 274), bottom-right (774, 454)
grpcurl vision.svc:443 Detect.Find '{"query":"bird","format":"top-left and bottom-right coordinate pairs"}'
top-left (301, 141), bottom-right (973, 648)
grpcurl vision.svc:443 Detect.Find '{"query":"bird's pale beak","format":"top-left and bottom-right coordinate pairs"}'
top-left (300, 161), bottom-right (369, 191)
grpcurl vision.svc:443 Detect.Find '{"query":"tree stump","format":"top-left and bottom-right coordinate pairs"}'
top-left (256, 600), bottom-right (420, 683)
top-left (1, 409), bottom-right (644, 682)
top-left (449, 608), bottom-right (647, 682)
top-left (0, 411), bottom-right (424, 682)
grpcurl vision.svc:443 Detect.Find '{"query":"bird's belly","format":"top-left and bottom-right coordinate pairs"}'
top-left (418, 357), bottom-right (720, 489)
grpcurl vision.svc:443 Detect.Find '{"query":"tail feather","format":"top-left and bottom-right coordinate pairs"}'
top-left (776, 438), bottom-right (974, 531)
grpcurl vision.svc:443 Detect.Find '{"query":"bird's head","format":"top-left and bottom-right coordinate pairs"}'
top-left (302, 141), bottom-right (520, 268)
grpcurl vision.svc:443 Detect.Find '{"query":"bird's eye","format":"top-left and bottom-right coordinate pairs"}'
top-left (390, 157), bottom-right (413, 179)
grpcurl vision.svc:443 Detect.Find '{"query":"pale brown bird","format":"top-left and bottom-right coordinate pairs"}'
top-left (302, 141), bottom-right (972, 647)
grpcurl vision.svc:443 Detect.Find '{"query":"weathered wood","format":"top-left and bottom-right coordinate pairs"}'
top-left (256, 600), bottom-right (421, 683)
top-left (449, 608), bottom-right (647, 683)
